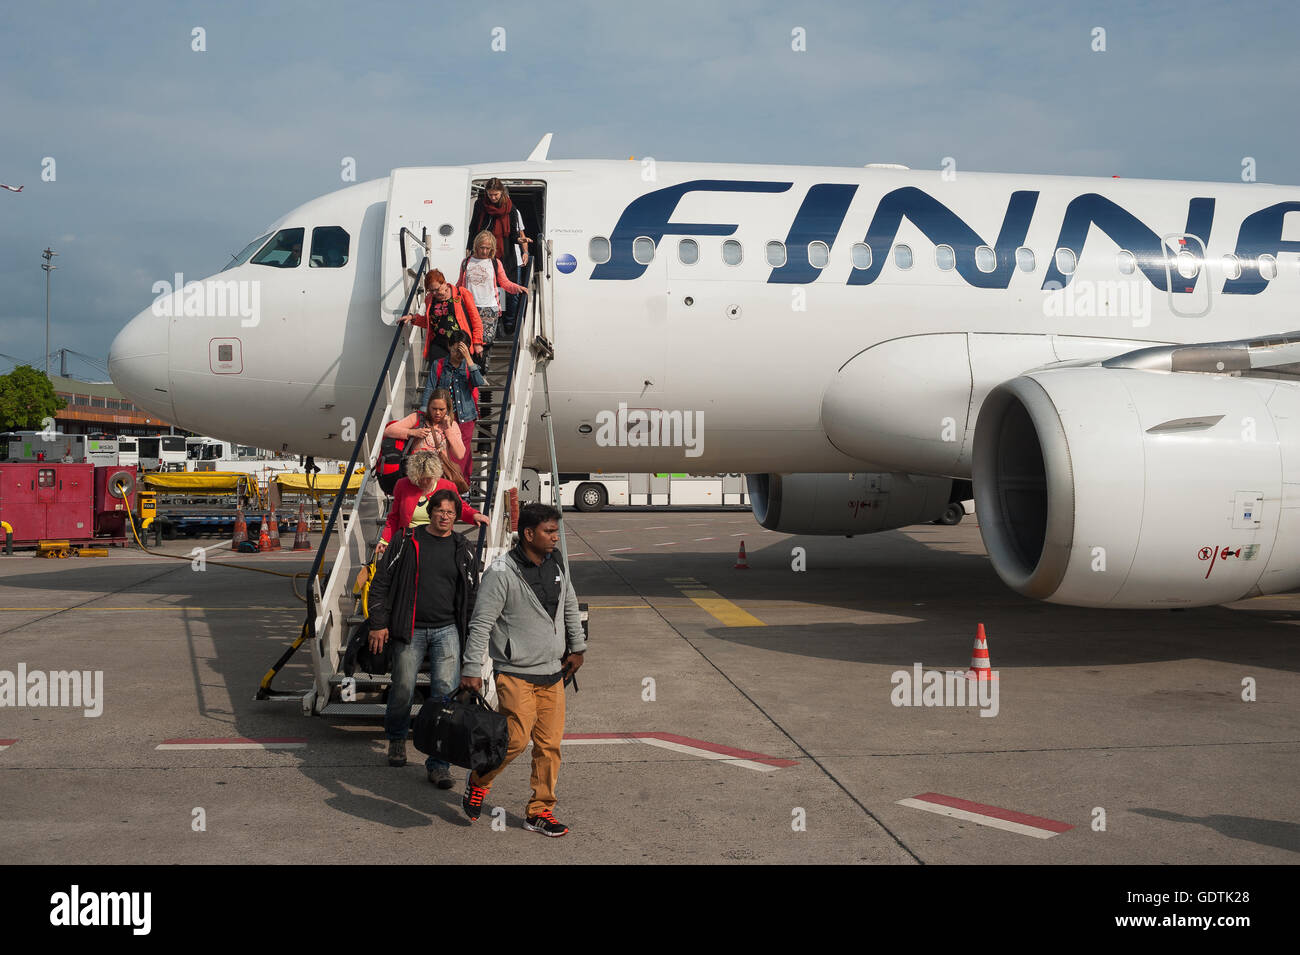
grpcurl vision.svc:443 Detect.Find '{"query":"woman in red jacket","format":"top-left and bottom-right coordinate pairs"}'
top-left (402, 269), bottom-right (484, 361)
top-left (376, 452), bottom-right (487, 556)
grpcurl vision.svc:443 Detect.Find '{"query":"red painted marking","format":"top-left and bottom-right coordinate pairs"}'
top-left (161, 737), bottom-right (307, 744)
top-left (911, 792), bottom-right (1073, 833)
top-left (562, 731), bottom-right (799, 767)
top-left (0, 739), bottom-right (16, 745)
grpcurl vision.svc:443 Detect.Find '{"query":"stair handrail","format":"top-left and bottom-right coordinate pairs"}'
top-left (256, 238), bottom-right (429, 700)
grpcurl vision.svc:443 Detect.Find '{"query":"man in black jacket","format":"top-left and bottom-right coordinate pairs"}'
top-left (368, 489), bottom-right (478, 787)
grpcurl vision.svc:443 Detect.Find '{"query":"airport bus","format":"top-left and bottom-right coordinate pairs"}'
top-left (1, 431), bottom-right (118, 466)
top-left (116, 438), bottom-right (139, 468)
top-left (531, 472), bottom-right (751, 511)
top-left (137, 434), bottom-right (188, 471)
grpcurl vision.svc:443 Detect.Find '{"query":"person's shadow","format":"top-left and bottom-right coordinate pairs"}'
top-left (1132, 808), bottom-right (1300, 854)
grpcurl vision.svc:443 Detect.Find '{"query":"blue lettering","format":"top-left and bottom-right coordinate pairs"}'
top-left (1042, 194), bottom-right (1215, 292)
top-left (591, 179), bottom-right (792, 280)
top-left (1222, 201), bottom-right (1300, 295)
top-left (767, 183), bottom-right (858, 284)
top-left (847, 188), bottom-right (1038, 288)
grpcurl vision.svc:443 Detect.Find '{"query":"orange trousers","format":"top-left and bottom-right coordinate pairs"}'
top-left (470, 673), bottom-right (566, 817)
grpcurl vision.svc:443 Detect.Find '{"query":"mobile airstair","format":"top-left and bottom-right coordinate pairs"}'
top-left (256, 189), bottom-right (559, 716)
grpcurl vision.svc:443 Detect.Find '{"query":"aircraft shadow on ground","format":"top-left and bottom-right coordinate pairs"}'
top-left (1131, 808), bottom-right (1300, 854)
top-left (557, 538), bottom-right (1300, 673)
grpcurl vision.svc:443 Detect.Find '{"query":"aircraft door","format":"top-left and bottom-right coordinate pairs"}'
top-left (381, 167), bottom-right (473, 323)
top-left (1164, 232), bottom-right (1212, 318)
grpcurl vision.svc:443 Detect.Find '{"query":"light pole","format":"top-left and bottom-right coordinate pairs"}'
top-left (41, 248), bottom-right (57, 379)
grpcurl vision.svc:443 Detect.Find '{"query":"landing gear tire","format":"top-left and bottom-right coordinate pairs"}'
top-left (936, 502), bottom-right (964, 526)
top-left (574, 483), bottom-right (607, 512)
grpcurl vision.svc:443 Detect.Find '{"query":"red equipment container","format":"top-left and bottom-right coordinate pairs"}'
top-left (0, 463), bottom-right (95, 545)
top-left (93, 466), bottom-right (137, 543)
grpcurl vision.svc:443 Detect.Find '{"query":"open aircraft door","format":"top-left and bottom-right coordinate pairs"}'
top-left (380, 167), bottom-right (473, 323)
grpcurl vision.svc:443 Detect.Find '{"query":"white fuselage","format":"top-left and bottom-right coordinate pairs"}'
top-left (108, 160), bottom-right (1300, 478)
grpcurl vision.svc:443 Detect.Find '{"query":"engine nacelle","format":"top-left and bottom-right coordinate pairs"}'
top-left (746, 472), bottom-right (952, 535)
top-left (973, 366), bottom-right (1300, 608)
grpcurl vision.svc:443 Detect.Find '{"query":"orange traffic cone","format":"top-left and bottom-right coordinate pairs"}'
top-left (734, 540), bottom-right (749, 569)
top-left (257, 515), bottom-right (272, 552)
top-left (292, 499), bottom-right (311, 550)
top-left (966, 623), bottom-right (997, 681)
top-left (231, 508), bottom-right (248, 551)
top-left (266, 508), bottom-right (282, 550)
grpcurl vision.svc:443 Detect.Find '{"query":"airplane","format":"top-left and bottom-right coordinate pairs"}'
top-left (109, 137), bottom-right (1300, 611)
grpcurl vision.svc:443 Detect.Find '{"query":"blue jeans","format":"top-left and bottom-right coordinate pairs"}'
top-left (385, 624), bottom-right (461, 773)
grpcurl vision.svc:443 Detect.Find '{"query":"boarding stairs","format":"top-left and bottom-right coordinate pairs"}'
top-left (256, 226), bottom-right (558, 716)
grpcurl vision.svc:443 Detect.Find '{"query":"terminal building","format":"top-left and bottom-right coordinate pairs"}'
top-left (48, 375), bottom-right (184, 438)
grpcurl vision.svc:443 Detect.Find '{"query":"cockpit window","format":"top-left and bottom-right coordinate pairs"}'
top-left (250, 228), bottom-right (304, 268)
top-left (222, 232), bottom-right (272, 272)
top-left (310, 226), bottom-right (350, 268)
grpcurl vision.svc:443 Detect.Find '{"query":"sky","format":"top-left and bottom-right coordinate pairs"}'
top-left (2, 0), bottom-right (1299, 379)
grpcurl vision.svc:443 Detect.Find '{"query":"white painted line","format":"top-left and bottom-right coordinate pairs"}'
top-left (569, 552), bottom-right (590, 557)
top-left (199, 540), bottom-right (234, 554)
top-left (645, 525), bottom-right (668, 529)
top-left (638, 736), bottom-right (777, 773)
top-left (730, 532), bottom-right (746, 537)
top-left (654, 541), bottom-right (678, 546)
top-left (694, 537), bottom-right (716, 541)
top-left (895, 798), bottom-right (1065, 839)
top-left (595, 530), bottom-right (620, 533)
top-left (608, 546), bottom-right (633, 552)
top-left (555, 738), bottom-right (637, 746)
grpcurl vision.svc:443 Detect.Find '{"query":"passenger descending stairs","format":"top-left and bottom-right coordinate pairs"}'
top-left (255, 228), bottom-right (556, 717)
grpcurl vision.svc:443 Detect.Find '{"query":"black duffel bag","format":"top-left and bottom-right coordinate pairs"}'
top-left (412, 686), bottom-right (508, 775)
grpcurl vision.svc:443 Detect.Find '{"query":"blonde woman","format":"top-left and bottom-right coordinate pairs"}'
top-left (376, 451), bottom-right (486, 555)
top-left (459, 231), bottom-right (525, 350)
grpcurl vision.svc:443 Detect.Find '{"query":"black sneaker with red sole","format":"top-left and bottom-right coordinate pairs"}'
top-left (523, 810), bottom-right (569, 837)
top-left (462, 773), bottom-right (488, 821)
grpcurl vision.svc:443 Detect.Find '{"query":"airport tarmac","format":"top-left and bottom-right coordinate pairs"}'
top-left (1, 511), bottom-right (1297, 864)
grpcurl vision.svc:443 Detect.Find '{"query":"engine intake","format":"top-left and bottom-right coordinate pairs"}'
top-left (973, 367), bottom-right (1300, 608)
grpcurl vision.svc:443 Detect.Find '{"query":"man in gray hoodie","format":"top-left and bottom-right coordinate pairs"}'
top-left (459, 503), bottom-right (586, 836)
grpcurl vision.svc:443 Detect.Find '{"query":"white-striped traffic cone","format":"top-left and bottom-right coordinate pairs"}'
top-left (966, 623), bottom-right (997, 681)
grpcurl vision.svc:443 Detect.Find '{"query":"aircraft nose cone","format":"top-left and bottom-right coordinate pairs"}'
top-left (108, 306), bottom-right (174, 422)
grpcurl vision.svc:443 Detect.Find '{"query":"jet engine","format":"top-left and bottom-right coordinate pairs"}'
top-left (972, 364), bottom-right (1300, 608)
top-left (746, 472), bottom-right (953, 535)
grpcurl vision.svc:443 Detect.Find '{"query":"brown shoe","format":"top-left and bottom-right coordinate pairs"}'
top-left (387, 739), bottom-right (407, 767)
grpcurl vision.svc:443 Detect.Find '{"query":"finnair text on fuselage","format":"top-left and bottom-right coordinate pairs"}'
top-left (592, 179), bottom-right (1296, 297)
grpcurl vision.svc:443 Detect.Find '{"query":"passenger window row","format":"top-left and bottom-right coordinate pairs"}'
top-left (587, 235), bottom-right (1282, 280)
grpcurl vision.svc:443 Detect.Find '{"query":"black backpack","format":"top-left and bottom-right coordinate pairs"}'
top-left (342, 620), bottom-right (394, 676)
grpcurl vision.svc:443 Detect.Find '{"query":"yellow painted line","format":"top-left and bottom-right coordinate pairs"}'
top-left (670, 583), bottom-right (765, 627)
